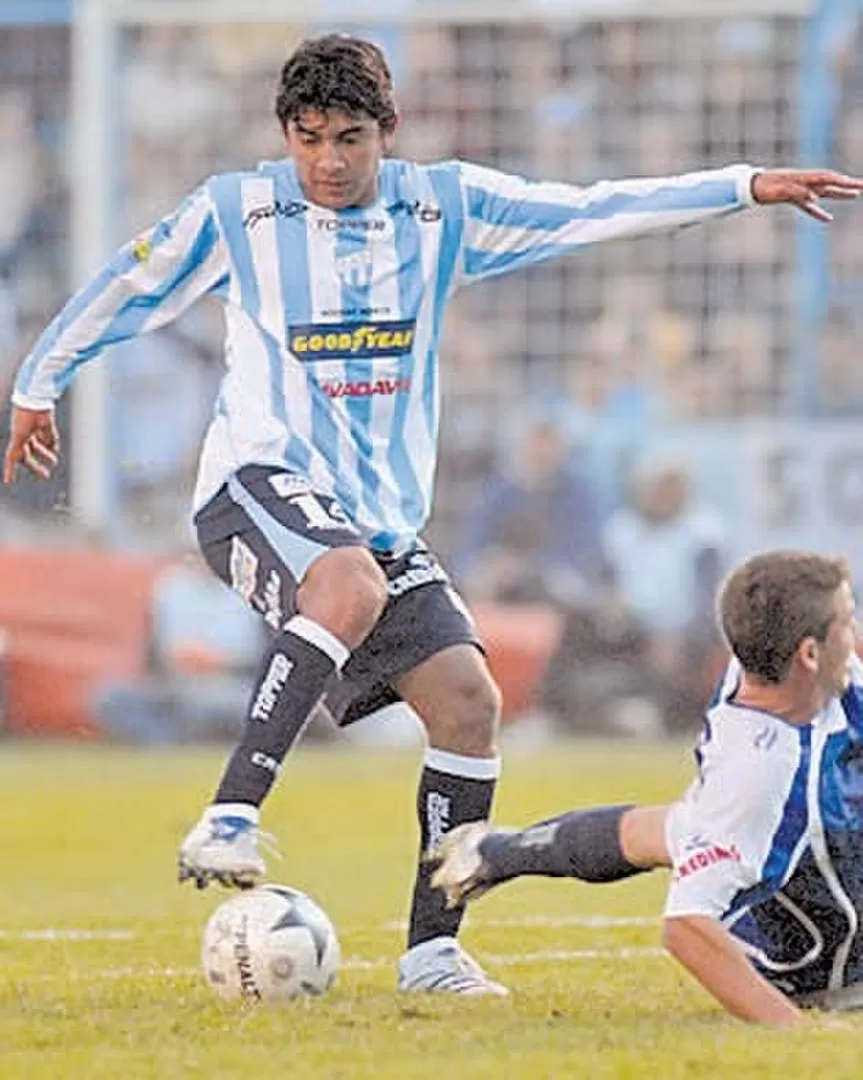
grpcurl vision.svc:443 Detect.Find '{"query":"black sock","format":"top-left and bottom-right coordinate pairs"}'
top-left (408, 749), bottom-right (500, 949)
top-left (481, 806), bottom-right (644, 886)
top-left (214, 615), bottom-right (348, 807)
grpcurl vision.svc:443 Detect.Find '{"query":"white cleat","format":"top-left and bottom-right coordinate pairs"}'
top-left (429, 821), bottom-right (503, 909)
top-left (178, 805), bottom-right (276, 890)
top-left (398, 936), bottom-right (509, 996)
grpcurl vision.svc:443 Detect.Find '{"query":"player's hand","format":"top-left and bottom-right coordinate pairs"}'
top-left (3, 406), bottom-right (60, 483)
top-left (751, 169), bottom-right (863, 222)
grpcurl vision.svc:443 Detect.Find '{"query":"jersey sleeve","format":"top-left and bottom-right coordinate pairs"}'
top-left (664, 719), bottom-right (809, 921)
top-left (12, 183), bottom-right (229, 408)
top-left (664, 788), bottom-right (765, 921)
top-left (455, 161), bottom-right (759, 285)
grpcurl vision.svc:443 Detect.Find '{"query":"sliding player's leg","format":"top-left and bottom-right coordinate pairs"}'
top-left (431, 805), bottom-right (668, 908)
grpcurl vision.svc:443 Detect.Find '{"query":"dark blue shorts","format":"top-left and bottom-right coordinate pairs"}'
top-left (194, 464), bottom-right (483, 726)
top-left (730, 847), bottom-right (863, 1004)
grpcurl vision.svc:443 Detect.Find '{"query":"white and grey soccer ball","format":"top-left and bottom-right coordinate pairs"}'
top-left (202, 884), bottom-right (340, 1001)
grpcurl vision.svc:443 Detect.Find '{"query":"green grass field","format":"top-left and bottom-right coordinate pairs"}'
top-left (0, 741), bottom-right (859, 1079)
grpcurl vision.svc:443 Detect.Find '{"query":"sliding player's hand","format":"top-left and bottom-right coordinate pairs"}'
top-left (3, 406), bottom-right (60, 483)
top-left (751, 169), bottom-right (863, 222)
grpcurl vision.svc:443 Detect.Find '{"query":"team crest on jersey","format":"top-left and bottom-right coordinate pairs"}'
top-left (335, 250), bottom-right (374, 288)
top-left (289, 319), bottom-right (416, 360)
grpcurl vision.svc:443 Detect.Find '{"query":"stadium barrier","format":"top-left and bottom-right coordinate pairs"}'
top-left (0, 549), bottom-right (160, 736)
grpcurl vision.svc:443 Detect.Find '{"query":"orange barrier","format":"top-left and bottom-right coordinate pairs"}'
top-left (0, 549), bottom-right (161, 736)
top-left (471, 603), bottom-right (564, 721)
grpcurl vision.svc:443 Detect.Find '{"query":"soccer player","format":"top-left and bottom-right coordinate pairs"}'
top-left (3, 35), bottom-right (863, 996)
top-left (432, 551), bottom-right (862, 1024)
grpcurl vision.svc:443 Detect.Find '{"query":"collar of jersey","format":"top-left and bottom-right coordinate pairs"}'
top-left (303, 195), bottom-right (385, 217)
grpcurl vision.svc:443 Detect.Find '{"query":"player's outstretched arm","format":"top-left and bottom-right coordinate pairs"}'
top-left (663, 914), bottom-right (803, 1027)
top-left (751, 169), bottom-right (863, 222)
top-left (455, 161), bottom-right (761, 283)
top-left (7, 184), bottom-right (228, 444)
top-left (455, 162), bottom-right (863, 285)
top-left (3, 406), bottom-right (59, 484)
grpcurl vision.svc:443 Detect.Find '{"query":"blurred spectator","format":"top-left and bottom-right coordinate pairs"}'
top-left (604, 458), bottom-right (724, 635)
top-left (565, 281), bottom-right (692, 513)
top-left (605, 458), bottom-right (725, 731)
top-left (706, 312), bottom-right (777, 416)
top-left (452, 407), bottom-right (603, 607)
top-left (95, 548), bottom-right (266, 744)
top-left (540, 458), bottom-right (725, 737)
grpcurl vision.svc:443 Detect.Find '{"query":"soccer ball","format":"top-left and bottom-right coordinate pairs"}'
top-left (201, 884), bottom-right (340, 1001)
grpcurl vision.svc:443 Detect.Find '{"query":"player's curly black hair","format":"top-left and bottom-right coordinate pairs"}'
top-left (275, 34), bottom-right (397, 133)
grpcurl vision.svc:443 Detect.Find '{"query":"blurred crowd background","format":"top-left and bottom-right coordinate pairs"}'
top-left (1, 0), bottom-right (863, 742)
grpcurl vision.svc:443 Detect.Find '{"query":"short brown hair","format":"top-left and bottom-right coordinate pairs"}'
top-left (718, 550), bottom-right (850, 683)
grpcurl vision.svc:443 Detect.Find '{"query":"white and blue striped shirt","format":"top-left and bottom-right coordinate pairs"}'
top-left (13, 157), bottom-right (758, 551)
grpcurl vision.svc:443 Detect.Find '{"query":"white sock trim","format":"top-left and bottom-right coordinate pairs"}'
top-left (423, 748), bottom-right (501, 781)
top-left (285, 614), bottom-right (350, 670)
top-left (207, 803), bottom-right (259, 824)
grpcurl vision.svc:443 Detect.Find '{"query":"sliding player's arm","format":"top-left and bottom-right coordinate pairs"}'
top-left (616, 794), bottom-right (802, 1024)
top-left (4, 184), bottom-right (228, 483)
top-left (662, 913), bottom-right (802, 1027)
top-left (454, 162), bottom-right (863, 284)
top-left (663, 836), bottom-right (805, 1027)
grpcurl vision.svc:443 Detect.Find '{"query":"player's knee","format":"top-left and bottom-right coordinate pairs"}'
top-left (298, 547), bottom-right (388, 644)
top-left (440, 672), bottom-right (502, 755)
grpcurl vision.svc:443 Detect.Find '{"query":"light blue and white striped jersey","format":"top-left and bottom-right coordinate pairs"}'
top-left (13, 157), bottom-right (758, 551)
top-left (664, 655), bottom-right (856, 924)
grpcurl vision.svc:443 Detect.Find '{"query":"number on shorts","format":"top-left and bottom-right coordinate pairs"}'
top-left (268, 474), bottom-right (355, 532)
top-left (290, 493), bottom-right (348, 531)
